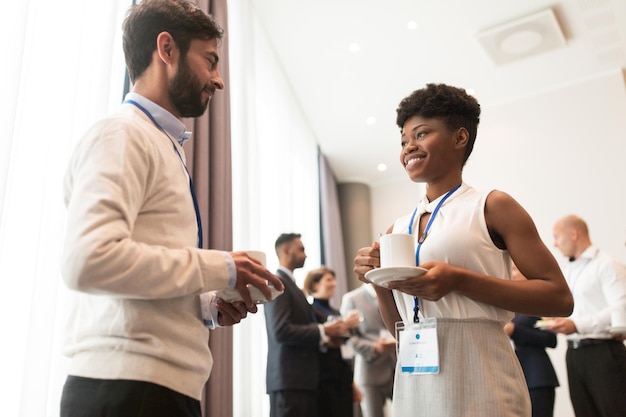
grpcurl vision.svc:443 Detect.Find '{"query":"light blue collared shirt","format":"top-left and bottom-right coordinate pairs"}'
top-left (124, 92), bottom-right (192, 146)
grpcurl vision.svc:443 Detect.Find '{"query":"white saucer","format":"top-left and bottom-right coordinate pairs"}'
top-left (364, 266), bottom-right (428, 288)
top-left (609, 326), bottom-right (626, 334)
top-left (216, 285), bottom-right (283, 304)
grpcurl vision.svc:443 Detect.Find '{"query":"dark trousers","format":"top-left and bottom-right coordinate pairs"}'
top-left (60, 376), bottom-right (201, 417)
top-left (566, 341), bottom-right (626, 417)
top-left (528, 387), bottom-right (555, 417)
top-left (317, 377), bottom-right (353, 417)
top-left (269, 389), bottom-right (317, 417)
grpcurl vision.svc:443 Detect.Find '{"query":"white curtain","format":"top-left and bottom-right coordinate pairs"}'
top-left (227, 1), bottom-right (322, 416)
top-left (0, 1), bottom-right (129, 416)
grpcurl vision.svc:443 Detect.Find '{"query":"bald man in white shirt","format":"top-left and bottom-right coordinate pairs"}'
top-left (549, 215), bottom-right (626, 417)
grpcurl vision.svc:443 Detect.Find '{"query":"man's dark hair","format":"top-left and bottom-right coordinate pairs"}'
top-left (275, 233), bottom-right (301, 253)
top-left (396, 83), bottom-right (481, 164)
top-left (122, 0), bottom-right (224, 82)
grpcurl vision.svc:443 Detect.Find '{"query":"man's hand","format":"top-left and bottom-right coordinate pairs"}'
top-left (325, 336), bottom-right (344, 349)
top-left (545, 317), bottom-right (577, 335)
top-left (610, 332), bottom-right (626, 341)
top-left (216, 298), bottom-right (253, 326)
top-left (230, 251), bottom-right (284, 310)
top-left (323, 319), bottom-right (348, 338)
top-left (503, 321), bottom-right (515, 337)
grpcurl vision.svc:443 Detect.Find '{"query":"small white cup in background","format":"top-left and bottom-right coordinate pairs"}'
top-left (379, 233), bottom-right (415, 268)
top-left (610, 307), bottom-right (626, 328)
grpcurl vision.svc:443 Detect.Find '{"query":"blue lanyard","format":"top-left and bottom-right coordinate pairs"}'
top-left (407, 184), bottom-right (461, 322)
top-left (124, 99), bottom-right (203, 248)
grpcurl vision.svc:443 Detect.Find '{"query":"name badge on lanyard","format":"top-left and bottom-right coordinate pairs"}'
top-left (396, 318), bottom-right (440, 374)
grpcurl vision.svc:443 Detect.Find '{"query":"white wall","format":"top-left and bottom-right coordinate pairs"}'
top-left (368, 70), bottom-right (626, 417)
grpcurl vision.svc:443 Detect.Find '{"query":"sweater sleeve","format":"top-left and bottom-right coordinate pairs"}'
top-left (61, 114), bottom-right (231, 298)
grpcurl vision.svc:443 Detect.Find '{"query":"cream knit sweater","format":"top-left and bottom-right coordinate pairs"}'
top-left (61, 103), bottom-right (230, 400)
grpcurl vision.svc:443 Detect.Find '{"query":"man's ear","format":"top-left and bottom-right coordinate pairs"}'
top-left (156, 31), bottom-right (177, 64)
top-left (278, 243), bottom-right (289, 259)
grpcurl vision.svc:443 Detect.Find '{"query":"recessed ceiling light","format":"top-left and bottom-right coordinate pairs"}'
top-left (366, 116), bottom-right (376, 125)
top-left (349, 42), bottom-right (360, 53)
top-left (407, 21), bottom-right (418, 30)
top-left (465, 88), bottom-right (476, 96)
top-left (377, 163), bottom-right (387, 172)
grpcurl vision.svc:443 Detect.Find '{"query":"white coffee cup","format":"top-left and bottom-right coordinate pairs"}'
top-left (611, 307), bottom-right (626, 328)
top-left (217, 250), bottom-right (282, 304)
top-left (243, 250), bottom-right (266, 266)
top-left (379, 233), bottom-right (415, 268)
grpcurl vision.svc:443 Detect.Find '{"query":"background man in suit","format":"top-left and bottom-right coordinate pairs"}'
top-left (505, 313), bottom-right (559, 417)
top-left (341, 284), bottom-right (396, 417)
top-left (264, 233), bottom-right (347, 417)
top-left (504, 263), bottom-right (559, 417)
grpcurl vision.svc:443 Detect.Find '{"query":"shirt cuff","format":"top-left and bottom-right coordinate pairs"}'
top-left (318, 323), bottom-right (328, 352)
top-left (200, 291), bottom-right (221, 329)
top-left (223, 252), bottom-right (236, 289)
top-left (200, 252), bottom-right (237, 329)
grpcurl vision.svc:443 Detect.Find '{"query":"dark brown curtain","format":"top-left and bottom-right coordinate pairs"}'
top-left (183, 1), bottom-right (233, 416)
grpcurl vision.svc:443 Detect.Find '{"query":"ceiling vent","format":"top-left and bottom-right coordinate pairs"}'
top-left (476, 8), bottom-right (567, 65)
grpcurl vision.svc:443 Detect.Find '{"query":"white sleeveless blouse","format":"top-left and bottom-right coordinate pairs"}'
top-left (391, 183), bottom-right (514, 323)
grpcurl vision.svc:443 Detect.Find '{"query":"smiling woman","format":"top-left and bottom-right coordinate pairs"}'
top-left (353, 83), bottom-right (573, 417)
top-left (0, 1), bottom-right (130, 416)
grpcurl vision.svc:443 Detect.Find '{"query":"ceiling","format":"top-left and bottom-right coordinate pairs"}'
top-left (251, 0), bottom-right (626, 186)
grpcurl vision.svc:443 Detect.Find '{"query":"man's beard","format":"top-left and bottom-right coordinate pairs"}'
top-left (169, 57), bottom-right (211, 118)
top-left (293, 257), bottom-right (306, 270)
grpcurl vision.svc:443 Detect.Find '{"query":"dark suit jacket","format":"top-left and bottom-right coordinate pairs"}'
top-left (509, 314), bottom-right (559, 389)
top-left (264, 269), bottom-right (321, 392)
